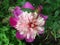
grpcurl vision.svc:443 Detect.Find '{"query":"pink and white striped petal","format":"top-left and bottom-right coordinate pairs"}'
top-left (25, 36), bottom-right (34, 42)
top-left (37, 27), bottom-right (44, 34)
top-left (39, 14), bottom-right (48, 20)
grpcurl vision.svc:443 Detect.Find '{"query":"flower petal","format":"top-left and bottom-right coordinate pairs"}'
top-left (10, 17), bottom-right (17, 27)
top-left (13, 6), bottom-right (22, 17)
top-left (22, 2), bottom-right (35, 10)
top-left (36, 17), bottom-right (45, 26)
top-left (37, 5), bottom-right (43, 12)
top-left (39, 5), bottom-right (43, 10)
top-left (37, 27), bottom-right (44, 34)
top-left (16, 32), bottom-right (25, 40)
top-left (39, 14), bottom-right (48, 20)
top-left (25, 37), bottom-right (34, 42)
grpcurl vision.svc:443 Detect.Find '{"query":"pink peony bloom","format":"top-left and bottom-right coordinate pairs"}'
top-left (10, 11), bottom-right (47, 42)
top-left (9, 2), bottom-right (48, 42)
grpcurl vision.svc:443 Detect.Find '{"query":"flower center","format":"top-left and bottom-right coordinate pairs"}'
top-left (28, 22), bottom-right (37, 28)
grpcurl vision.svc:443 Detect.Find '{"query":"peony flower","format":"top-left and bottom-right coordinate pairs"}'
top-left (9, 2), bottom-right (48, 42)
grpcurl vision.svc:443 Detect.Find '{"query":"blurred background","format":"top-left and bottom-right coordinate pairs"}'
top-left (0, 0), bottom-right (60, 45)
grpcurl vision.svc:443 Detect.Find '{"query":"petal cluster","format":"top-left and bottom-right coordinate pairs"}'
top-left (9, 2), bottom-right (48, 42)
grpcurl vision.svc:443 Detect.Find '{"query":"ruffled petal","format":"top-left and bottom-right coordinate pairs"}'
top-left (22, 2), bottom-right (35, 10)
top-left (39, 30), bottom-right (44, 34)
top-left (10, 17), bottom-right (17, 27)
top-left (25, 37), bottom-right (34, 42)
top-left (37, 27), bottom-right (44, 34)
top-left (36, 17), bottom-right (45, 26)
top-left (39, 14), bottom-right (48, 20)
top-left (13, 6), bottom-right (22, 17)
top-left (16, 32), bottom-right (25, 40)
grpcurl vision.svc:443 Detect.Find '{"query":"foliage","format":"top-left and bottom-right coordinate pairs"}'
top-left (0, 0), bottom-right (60, 45)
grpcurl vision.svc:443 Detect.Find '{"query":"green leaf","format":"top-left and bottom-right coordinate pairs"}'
top-left (19, 41), bottom-right (23, 45)
top-left (52, 22), bottom-right (60, 31)
top-left (54, 10), bottom-right (60, 18)
top-left (51, 31), bottom-right (57, 40)
top-left (45, 0), bottom-right (52, 4)
top-left (56, 34), bottom-right (60, 38)
top-left (2, 0), bottom-right (9, 10)
top-left (9, 43), bottom-right (14, 45)
top-left (0, 41), bottom-right (2, 45)
top-left (17, 0), bottom-right (22, 3)
top-left (0, 26), bottom-right (9, 31)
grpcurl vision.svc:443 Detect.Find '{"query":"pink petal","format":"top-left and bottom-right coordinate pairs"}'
top-left (43, 15), bottom-right (48, 20)
top-left (13, 6), bottom-right (22, 17)
top-left (39, 30), bottom-right (44, 34)
top-left (37, 27), bottom-right (44, 34)
top-left (25, 37), bottom-right (34, 42)
top-left (38, 5), bottom-right (43, 10)
top-left (22, 2), bottom-right (35, 10)
top-left (16, 32), bottom-right (25, 40)
top-left (39, 14), bottom-right (48, 20)
top-left (15, 6), bottom-right (21, 9)
top-left (9, 17), bottom-right (17, 27)
top-left (37, 5), bottom-right (43, 12)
